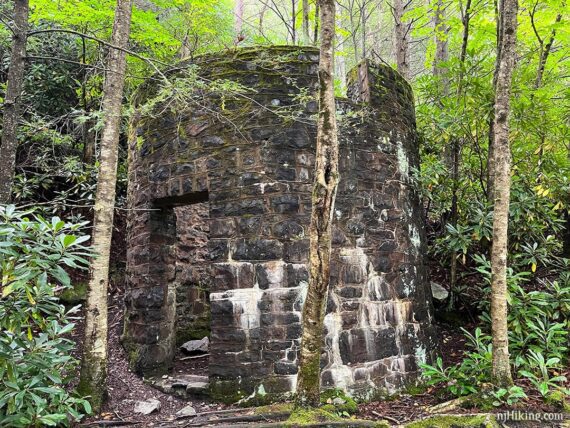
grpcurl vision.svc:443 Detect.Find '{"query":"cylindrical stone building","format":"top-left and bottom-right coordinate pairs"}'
top-left (124, 46), bottom-right (436, 401)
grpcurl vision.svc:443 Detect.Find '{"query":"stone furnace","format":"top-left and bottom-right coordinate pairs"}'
top-left (124, 46), bottom-right (436, 401)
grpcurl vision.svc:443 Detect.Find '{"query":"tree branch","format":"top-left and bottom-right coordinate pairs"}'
top-left (27, 28), bottom-right (170, 83)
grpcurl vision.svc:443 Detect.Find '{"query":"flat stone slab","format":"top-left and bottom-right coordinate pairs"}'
top-left (133, 398), bottom-right (161, 415)
top-left (175, 404), bottom-right (197, 418)
top-left (180, 337), bottom-right (209, 354)
top-left (148, 374), bottom-right (209, 399)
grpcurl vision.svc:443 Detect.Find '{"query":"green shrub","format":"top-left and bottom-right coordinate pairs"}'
top-left (420, 264), bottom-right (570, 404)
top-left (0, 205), bottom-right (92, 427)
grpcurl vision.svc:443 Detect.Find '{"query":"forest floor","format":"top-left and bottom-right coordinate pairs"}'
top-left (73, 295), bottom-right (568, 427)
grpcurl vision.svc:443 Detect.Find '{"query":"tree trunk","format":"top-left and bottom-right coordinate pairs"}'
top-left (295, 0), bottom-right (338, 407)
top-left (78, 0), bottom-right (133, 411)
top-left (234, 0), bottom-right (244, 36)
top-left (302, 0), bottom-right (310, 43)
top-left (490, 0), bottom-right (517, 388)
top-left (446, 0), bottom-right (471, 311)
top-left (361, 1), bottom-right (367, 59)
top-left (0, 0), bottom-right (29, 204)
top-left (432, 0), bottom-right (448, 82)
top-left (291, 0), bottom-right (297, 44)
top-left (393, 0), bottom-right (410, 80)
top-left (81, 35), bottom-right (97, 166)
top-left (487, 0), bottom-right (502, 202)
top-left (259, 2), bottom-right (268, 36)
top-left (534, 13), bottom-right (561, 90)
top-left (313, 1), bottom-right (320, 45)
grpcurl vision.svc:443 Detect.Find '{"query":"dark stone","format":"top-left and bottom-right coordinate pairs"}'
top-left (273, 220), bottom-right (304, 239)
top-left (270, 195), bottom-right (299, 214)
top-left (286, 264), bottom-right (309, 287)
top-left (338, 286), bottom-right (363, 299)
top-left (283, 240), bottom-right (309, 263)
top-left (225, 199), bottom-right (265, 216)
top-left (207, 239), bottom-right (229, 261)
top-left (232, 239), bottom-right (283, 261)
top-left (274, 361), bottom-right (298, 375)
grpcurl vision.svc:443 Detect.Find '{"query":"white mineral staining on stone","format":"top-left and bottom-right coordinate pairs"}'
top-left (408, 223), bottom-right (421, 253)
top-left (254, 182), bottom-right (279, 194)
top-left (367, 275), bottom-right (389, 301)
top-left (390, 357), bottom-right (406, 372)
top-left (210, 285), bottom-right (262, 334)
top-left (335, 209), bottom-right (342, 220)
top-left (415, 344), bottom-right (427, 366)
top-left (396, 140), bottom-right (409, 181)
top-left (324, 309), bottom-right (354, 390)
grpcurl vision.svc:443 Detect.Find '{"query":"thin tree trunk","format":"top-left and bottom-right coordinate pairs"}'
top-left (302, 0), bottom-right (310, 43)
top-left (432, 0), bottom-right (448, 83)
top-left (313, 1), bottom-right (320, 45)
top-left (259, 2), bottom-right (268, 36)
top-left (361, 1), bottom-right (367, 59)
top-left (234, 0), bottom-right (244, 36)
top-left (78, 0), bottom-right (133, 411)
top-left (533, 13), bottom-right (561, 89)
top-left (296, 0), bottom-right (339, 407)
top-left (531, 13), bottom-right (561, 173)
top-left (490, 0), bottom-right (517, 388)
top-left (446, 0), bottom-right (471, 311)
top-left (292, 0), bottom-right (297, 44)
top-left (81, 35), bottom-right (96, 166)
top-left (487, 0), bottom-right (502, 202)
top-left (392, 0), bottom-right (409, 80)
top-left (0, 0), bottom-right (29, 204)
top-left (179, 31), bottom-right (191, 59)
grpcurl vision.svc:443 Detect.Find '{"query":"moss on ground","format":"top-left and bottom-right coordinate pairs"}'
top-left (546, 390), bottom-right (570, 412)
top-left (320, 388), bottom-right (358, 414)
top-left (285, 407), bottom-right (343, 426)
top-left (404, 414), bottom-right (499, 428)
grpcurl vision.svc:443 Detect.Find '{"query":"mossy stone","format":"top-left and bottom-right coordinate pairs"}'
top-left (60, 282), bottom-right (87, 305)
top-left (320, 388), bottom-right (358, 414)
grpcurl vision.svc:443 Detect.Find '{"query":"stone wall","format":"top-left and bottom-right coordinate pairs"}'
top-left (124, 46), bottom-right (436, 401)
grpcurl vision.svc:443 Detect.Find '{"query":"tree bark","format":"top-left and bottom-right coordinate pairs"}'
top-left (490, 0), bottom-right (517, 388)
top-left (78, 0), bottom-right (133, 411)
top-left (361, 1), bottom-right (367, 59)
top-left (432, 0), bottom-right (448, 82)
top-left (291, 0), bottom-right (297, 44)
top-left (313, 1), bottom-right (320, 45)
top-left (0, 0), bottom-right (29, 204)
top-left (234, 0), bottom-right (244, 36)
top-left (259, 2), bottom-right (268, 36)
top-left (81, 35), bottom-right (97, 166)
top-left (446, 0), bottom-right (471, 311)
top-left (487, 0), bottom-right (502, 202)
top-left (533, 13), bottom-right (561, 90)
top-left (295, 0), bottom-right (338, 407)
top-left (302, 0), bottom-right (310, 43)
top-left (392, 0), bottom-right (410, 80)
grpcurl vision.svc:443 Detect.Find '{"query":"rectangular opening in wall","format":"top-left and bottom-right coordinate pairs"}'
top-left (154, 191), bottom-right (210, 377)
